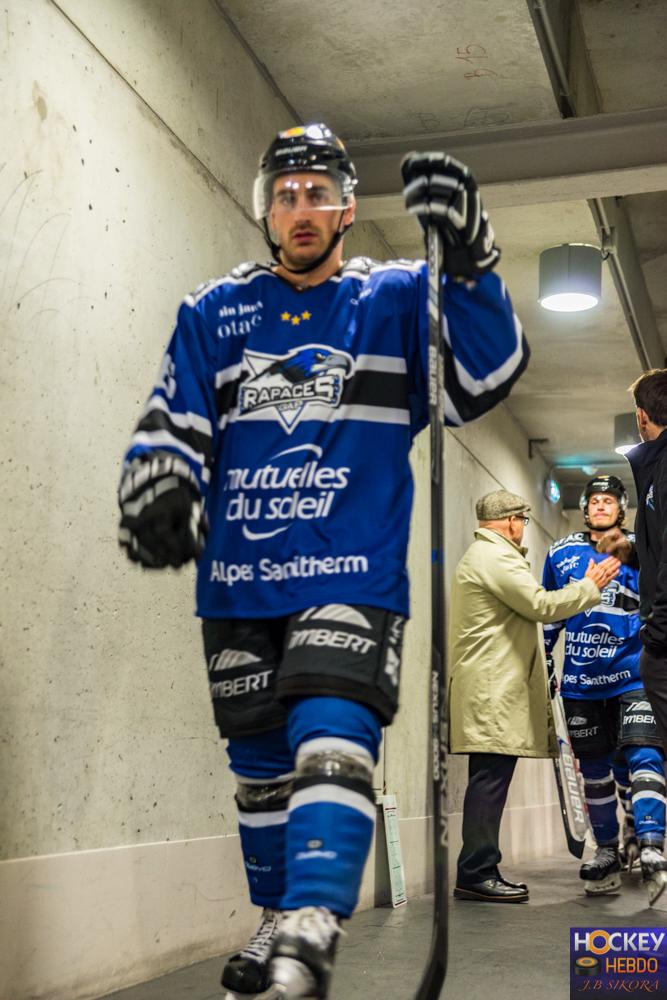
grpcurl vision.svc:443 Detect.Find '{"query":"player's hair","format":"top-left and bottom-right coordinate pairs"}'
top-left (629, 368), bottom-right (667, 427)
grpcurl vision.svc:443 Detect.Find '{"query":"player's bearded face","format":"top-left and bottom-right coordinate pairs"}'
top-left (269, 172), bottom-right (351, 266)
top-left (588, 493), bottom-right (620, 529)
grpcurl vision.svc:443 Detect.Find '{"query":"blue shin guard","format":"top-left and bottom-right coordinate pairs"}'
top-left (281, 696), bottom-right (382, 918)
top-left (228, 727), bottom-right (294, 908)
top-left (581, 754), bottom-right (619, 845)
top-left (626, 744), bottom-right (666, 845)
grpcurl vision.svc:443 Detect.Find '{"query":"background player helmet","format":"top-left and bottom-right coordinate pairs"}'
top-left (252, 123), bottom-right (357, 222)
top-left (579, 474), bottom-right (628, 527)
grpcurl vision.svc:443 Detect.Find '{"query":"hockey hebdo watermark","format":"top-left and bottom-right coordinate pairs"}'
top-left (571, 928), bottom-right (667, 996)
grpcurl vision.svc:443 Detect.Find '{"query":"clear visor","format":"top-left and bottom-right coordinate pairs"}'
top-left (252, 168), bottom-right (353, 221)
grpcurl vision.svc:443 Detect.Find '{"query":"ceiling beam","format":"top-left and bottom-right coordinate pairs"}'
top-left (349, 106), bottom-right (667, 219)
top-left (523, 0), bottom-right (664, 371)
top-left (590, 197), bottom-right (665, 369)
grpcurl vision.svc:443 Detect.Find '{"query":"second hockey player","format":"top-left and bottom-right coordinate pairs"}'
top-left (543, 475), bottom-right (667, 905)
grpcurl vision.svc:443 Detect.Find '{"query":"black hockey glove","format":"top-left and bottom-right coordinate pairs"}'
top-left (546, 653), bottom-right (558, 700)
top-left (401, 151), bottom-right (501, 278)
top-left (118, 451), bottom-right (208, 569)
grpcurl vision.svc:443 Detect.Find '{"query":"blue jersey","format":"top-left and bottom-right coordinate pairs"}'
top-left (542, 531), bottom-right (641, 699)
top-left (123, 257), bottom-right (527, 619)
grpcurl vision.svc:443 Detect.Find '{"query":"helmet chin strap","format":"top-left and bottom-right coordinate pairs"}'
top-left (264, 211), bottom-right (351, 276)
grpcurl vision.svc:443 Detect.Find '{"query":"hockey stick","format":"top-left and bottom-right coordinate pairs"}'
top-left (551, 689), bottom-right (590, 859)
top-left (414, 225), bottom-right (448, 1000)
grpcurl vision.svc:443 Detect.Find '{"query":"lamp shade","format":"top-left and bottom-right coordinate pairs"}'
top-left (538, 244), bottom-right (602, 312)
top-left (614, 412), bottom-right (640, 455)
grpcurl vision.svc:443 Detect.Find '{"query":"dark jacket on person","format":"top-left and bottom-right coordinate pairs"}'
top-left (627, 428), bottom-right (667, 654)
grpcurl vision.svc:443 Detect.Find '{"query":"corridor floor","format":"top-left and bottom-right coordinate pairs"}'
top-left (100, 852), bottom-right (667, 1000)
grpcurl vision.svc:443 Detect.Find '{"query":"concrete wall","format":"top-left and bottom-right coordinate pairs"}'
top-left (1, 3), bottom-right (570, 998)
top-left (383, 405), bottom-right (573, 906)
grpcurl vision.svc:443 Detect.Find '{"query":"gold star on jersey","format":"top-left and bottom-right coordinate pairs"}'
top-left (281, 311), bottom-right (312, 324)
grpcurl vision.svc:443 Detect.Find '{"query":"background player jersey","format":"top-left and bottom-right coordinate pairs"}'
top-left (123, 257), bottom-right (527, 619)
top-left (542, 531), bottom-right (641, 699)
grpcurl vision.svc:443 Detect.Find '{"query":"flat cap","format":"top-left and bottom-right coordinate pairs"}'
top-left (476, 489), bottom-right (530, 521)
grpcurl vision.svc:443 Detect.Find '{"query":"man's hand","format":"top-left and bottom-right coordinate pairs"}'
top-left (401, 151), bottom-right (501, 278)
top-left (584, 556), bottom-right (621, 590)
top-left (118, 452), bottom-right (208, 569)
top-left (595, 527), bottom-right (634, 564)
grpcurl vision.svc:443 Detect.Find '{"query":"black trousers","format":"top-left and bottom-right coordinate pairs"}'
top-left (640, 649), bottom-right (667, 756)
top-left (456, 752), bottom-right (518, 886)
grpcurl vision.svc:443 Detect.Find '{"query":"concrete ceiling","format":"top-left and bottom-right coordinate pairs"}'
top-left (219, 0), bottom-right (667, 508)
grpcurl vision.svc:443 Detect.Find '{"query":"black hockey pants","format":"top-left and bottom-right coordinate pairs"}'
top-left (641, 648), bottom-right (667, 757)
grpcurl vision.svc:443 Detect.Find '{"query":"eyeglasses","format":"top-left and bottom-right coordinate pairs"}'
top-left (509, 515), bottom-right (530, 526)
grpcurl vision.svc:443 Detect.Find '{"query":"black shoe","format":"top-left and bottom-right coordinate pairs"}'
top-left (454, 877), bottom-right (529, 903)
top-left (496, 871), bottom-right (529, 892)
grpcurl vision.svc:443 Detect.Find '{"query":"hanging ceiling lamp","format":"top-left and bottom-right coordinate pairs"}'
top-left (538, 243), bottom-right (602, 313)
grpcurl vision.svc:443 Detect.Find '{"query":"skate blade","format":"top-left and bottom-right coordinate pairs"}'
top-left (584, 873), bottom-right (622, 895)
top-left (224, 992), bottom-right (271, 1000)
top-left (647, 871), bottom-right (667, 907)
top-left (266, 957), bottom-right (318, 999)
top-left (252, 986), bottom-right (288, 1000)
top-left (255, 987), bottom-right (317, 1000)
top-left (622, 846), bottom-right (640, 872)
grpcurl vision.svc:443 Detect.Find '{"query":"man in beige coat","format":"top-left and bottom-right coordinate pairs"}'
top-left (449, 489), bottom-right (620, 903)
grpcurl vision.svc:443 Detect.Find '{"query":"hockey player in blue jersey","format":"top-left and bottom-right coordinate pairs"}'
top-left (118, 123), bottom-right (528, 999)
top-left (543, 475), bottom-right (667, 905)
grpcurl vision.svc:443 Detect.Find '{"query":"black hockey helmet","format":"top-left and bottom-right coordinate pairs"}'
top-left (579, 474), bottom-right (628, 527)
top-left (253, 123), bottom-right (357, 273)
top-left (253, 124), bottom-right (357, 219)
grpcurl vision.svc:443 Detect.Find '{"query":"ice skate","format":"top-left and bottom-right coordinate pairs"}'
top-left (619, 818), bottom-right (640, 873)
top-left (222, 908), bottom-right (282, 999)
top-left (640, 844), bottom-right (667, 907)
top-left (266, 906), bottom-right (341, 999)
top-left (580, 845), bottom-right (622, 895)
top-left (622, 838), bottom-right (640, 872)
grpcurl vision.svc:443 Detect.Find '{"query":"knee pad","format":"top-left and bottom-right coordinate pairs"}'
top-left (236, 775), bottom-right (293, 813)
top-left (291, 741), bottom-right (376, 823)
top-left (630, 767), bottom-right (666, 800)
top-left (627, 747), bottom-right (665, 790)
top-left (583, 772), bottom-right (616, 808)
top-left (296, 739), bottom-right (375, 782)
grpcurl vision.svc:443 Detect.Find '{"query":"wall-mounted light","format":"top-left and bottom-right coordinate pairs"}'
top-left (545, 473), bottom-right (561, 504)
top-left (538, 244), bottom-right (602, 313)
top-left (614, 412), bottom-right (640, 456)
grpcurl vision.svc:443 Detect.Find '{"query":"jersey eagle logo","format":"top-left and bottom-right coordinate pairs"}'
top-left (238, 344), bottom-right (354, 433)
